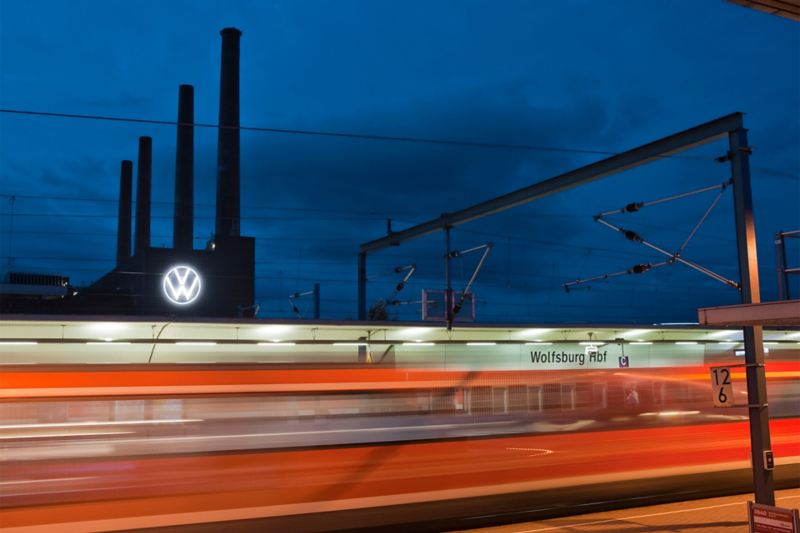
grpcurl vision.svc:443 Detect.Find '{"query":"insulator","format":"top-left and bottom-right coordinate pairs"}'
top-left (623, 229), bottom-right (642, 242)
top-left (624, 202), bottom-right (642, 213)
top-left (628, 263), bottom-right (651, 275)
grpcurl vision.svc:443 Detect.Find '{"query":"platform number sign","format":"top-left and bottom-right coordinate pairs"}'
top-left (710, 367), bottom-right (734, 408)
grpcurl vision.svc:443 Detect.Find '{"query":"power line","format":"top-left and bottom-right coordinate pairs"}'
top-left (0, 211), bottom-right (389, 222)
top-left (0, 192), bottom-right (429, 218)
top-left (0, 107), bottom-right (721, 163)
top-left (0, 107), bottom-right (630, 156)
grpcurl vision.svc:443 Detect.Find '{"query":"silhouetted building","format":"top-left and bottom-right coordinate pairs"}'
top-left (1, 28), bottom-right (256, 318)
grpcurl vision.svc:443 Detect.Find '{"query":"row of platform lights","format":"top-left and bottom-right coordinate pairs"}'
top-left (1, 326), bottom-right (798, 346)
top-left (0, 340), bottom-right (797, 346)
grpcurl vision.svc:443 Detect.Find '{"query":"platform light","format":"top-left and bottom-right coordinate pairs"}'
top-left (0, 341), bottom-right (38, 345)
top-left (706, 330), bottom-right (739, 339)
top-left (89, 323), bottom-right (128, 334)
top-left (466, 342), bottom-right (496, 346)
top-left (86, 342), bottom-right (131, 345)
top-left (630, 341), bottom-right (653, 345)
top-left (258, 325), bottom-right (293, 337)
top-left (620, 329), bottom-right (652, 338)
top-left (717, 341), bottom-right (738, 345)
top-left (579, 341), bottom-right (604, 346)
top-left (175, 341), bottom-right (216, 346)
top-left (333, 342), bottom-right (368, 346)
top-left (525, 342), bottom-right (552, 346)
top-left (402, 342), bottom-right (435, 346)
top-left (397, 327), bottom-right (433, 338)
top-left (675, 341), bottom-right (698, 345)
top-left (516, 328), bottom-right (553, 339)
top-left (91, 337), bottom-right (130, 343)
top-left (258, 342), bottom-right (296, 347)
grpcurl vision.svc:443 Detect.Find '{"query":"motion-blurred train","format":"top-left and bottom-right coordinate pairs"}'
top-left (1, 321), bottom-right (798, 531)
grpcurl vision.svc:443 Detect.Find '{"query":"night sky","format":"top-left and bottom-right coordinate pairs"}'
top-left (1, 0), bottom-right (798, 323)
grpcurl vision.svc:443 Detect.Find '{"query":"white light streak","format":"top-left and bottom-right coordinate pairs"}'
top-left (0, 419), bottom-right (202, 430)
top-left (257, 342), bottom-right (296, 347)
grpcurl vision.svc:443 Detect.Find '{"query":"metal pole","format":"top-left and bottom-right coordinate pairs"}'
top-left (358, 252), bottom-right (367, 320)
top-left (313, 283), bottom-right (320, 320)
top-left (729, 123), bottom-right (775, 505)
top-left (444, 226), bottom-right (452, 328)
top-left (775, 232), bottom-right (790, 300)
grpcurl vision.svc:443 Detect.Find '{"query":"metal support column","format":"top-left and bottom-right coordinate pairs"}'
top-left (729, 123), bottom-right (775, 505)
top-left (358, 252), bottom-right (367, 320)
top-left (444, 226), bottom-right (453, 329)
top-left (775, 232), bottom-right (791, 300)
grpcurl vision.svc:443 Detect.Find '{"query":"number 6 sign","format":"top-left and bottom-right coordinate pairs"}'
top-left (710, 367), bottom-right (734, 407)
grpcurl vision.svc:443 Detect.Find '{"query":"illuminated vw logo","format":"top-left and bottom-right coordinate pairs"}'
top-left (162, 265), bottom-right (202, 305)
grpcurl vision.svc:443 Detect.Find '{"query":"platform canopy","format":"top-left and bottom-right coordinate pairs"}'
top-left (698, 300), bottom-right (800, 326)
top-left (727, 0), bottom-right (800, 21)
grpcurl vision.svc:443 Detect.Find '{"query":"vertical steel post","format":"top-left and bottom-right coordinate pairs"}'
top-left (358, 252), bottom-right (367, 320)
top-left (444, 226), bottom-right (452, 328)
top-left (313, 282), bottom-right (320, 320)
top-left (775, 232), bottom-right (790, 300)
top-left (729, 123), bottom-right (775, 505)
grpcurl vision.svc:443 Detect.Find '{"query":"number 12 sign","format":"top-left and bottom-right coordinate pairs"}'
top-left (710, 367), bottom-right (734, 407)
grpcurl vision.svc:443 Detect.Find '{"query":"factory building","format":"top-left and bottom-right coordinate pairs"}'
top-left (1, 28), bottom-right (256, 318)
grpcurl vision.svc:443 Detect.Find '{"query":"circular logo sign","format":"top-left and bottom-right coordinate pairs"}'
top-left (162, 265), bottom-right (202, 305)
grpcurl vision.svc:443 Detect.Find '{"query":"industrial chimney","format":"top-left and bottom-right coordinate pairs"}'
top-left (174, 84), bottom-right (194, 250)
top-left (215, 27), bottom-right (241, 239)
top-left (116, 160), bottom-right (133, 265)
top-left (134, 136), bottom-right (152, 255)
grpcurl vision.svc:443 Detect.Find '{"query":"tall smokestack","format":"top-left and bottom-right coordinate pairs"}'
top-left (174, 84), bottom-right (194, 250)
top-left (116, 160), bottom-right (133, 265)
top-left (215, 27), bottom-right (241, 239)
top-left (134, 136), bottom-right (152, 255)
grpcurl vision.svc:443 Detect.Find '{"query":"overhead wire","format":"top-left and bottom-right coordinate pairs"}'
top-left (0, 107), bottom-right (721, 162)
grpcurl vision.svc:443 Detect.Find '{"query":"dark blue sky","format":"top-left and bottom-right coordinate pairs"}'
top-left (1, 0), bottom-right (798, 323)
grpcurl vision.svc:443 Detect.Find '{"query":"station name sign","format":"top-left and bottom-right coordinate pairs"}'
top-left (530, 350), bottom-right (609, 366)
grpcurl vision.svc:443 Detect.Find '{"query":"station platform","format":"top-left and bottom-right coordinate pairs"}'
top-left (459, 488), bottom-right (800, 532)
